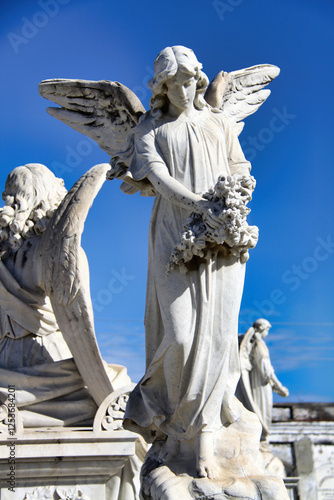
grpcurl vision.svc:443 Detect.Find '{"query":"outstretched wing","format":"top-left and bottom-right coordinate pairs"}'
top-left (39, 79), bottom-right (146, 158)
top-left (205, 64), bottom-right (280, 135)
top-left (37, 163), bottom-right (114, 406)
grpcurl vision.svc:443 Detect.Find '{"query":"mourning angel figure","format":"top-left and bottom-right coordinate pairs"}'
top-left (0, 163), bottom-right (131, 427)
top-left (39, 46), bottom-right (289, 498)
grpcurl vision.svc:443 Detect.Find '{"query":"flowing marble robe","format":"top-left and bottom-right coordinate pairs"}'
top-left (124, 107), bottom-right (251, 441)
top-left (249, 337), bottom-right (275, 437)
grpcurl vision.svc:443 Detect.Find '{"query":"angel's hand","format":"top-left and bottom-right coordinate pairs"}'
top-left (274, 383), bottom-right (289, 398)
top-left (278, 386), bottom-right (289, 398)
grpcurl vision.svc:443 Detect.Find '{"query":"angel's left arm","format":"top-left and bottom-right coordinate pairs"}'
top-left (224, 118), bottom-right (251, 176)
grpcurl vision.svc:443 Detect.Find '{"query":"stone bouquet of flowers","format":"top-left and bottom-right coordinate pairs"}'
top-left (167, 174), bottom-right (259, 274)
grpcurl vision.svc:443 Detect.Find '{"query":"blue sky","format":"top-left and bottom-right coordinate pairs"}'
top-left (1, 0), bottom-right (333, 401)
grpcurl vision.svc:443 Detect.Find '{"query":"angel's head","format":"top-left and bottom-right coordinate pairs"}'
top-left (253, 318), bottom-right (272, 338)
top-left (148, 45), bottom-right (209, 117)
top-left (0, 164), bottom-right (67, 252)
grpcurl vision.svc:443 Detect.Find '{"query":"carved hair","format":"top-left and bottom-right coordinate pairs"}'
top-left (0, 164), bottom-right (67, 252)
top-left (148, 45), bottom-right (209, 118)
top-left (253, 318), bottom-right (272, 333)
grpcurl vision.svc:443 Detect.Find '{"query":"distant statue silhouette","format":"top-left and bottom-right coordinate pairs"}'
top-left (237, 318), bottom-right (289, 441)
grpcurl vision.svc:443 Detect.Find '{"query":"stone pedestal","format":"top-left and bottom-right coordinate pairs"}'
top-left (0, 384), bottom-right (148, 500)
top-left (0, 427), bottom-right (146, 500)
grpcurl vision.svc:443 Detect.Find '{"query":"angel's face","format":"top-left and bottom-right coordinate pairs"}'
top-left (165, 70), bottom-right (197, 115)
top-left (261, 327), bottom-right (270, 339)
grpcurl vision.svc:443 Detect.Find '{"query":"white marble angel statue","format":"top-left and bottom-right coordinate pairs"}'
top-left (39, 46), bottom-right (289, 499)
top-left (237, 318), bottom-right (289, 441)
top-left (0, 163), bottom-right (131, 427)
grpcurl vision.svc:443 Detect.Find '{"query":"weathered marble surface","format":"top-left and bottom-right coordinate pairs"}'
top-left (140, 402), bottom-right (288, 499)
top-left (142, 467), bottom-right (287, 500)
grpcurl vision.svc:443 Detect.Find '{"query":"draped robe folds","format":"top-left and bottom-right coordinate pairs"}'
top-left (249, 338), bottom-right (275, 434)
top-left (0, 240), bottom-right (130, 427)
top-left (123, 107), bottom-right (251, 441)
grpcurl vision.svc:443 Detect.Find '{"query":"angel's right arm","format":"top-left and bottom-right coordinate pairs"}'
top-left (148, 168), bottom-right (222, 228)
top-left (147, 168), bottom-right (205, 213)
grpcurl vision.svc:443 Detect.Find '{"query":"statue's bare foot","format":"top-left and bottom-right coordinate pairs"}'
top-left (196, 431), bottom-right (220, 479)
top-left (158, 436), bottom-right (179, 462)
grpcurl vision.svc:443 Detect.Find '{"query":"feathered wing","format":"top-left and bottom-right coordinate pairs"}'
top-left (205, 64), bottom-right (280, 135)
top-left (37, 163), bottom-right (114, 406)
top-left (39, 79), bottom-right (146, 159)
